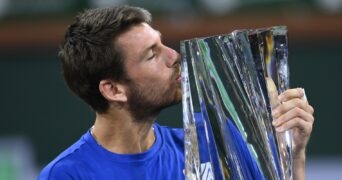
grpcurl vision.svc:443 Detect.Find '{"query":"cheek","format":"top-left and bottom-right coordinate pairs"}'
top-left (135, 72), bottom-right (169, 88)
top-left (149, 62), bottom-right (172, 80)
top-left (129, 60), bottom-right (173, 84)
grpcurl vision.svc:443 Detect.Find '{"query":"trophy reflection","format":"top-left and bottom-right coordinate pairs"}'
top-left (181, 26), bottom-right (292, 180)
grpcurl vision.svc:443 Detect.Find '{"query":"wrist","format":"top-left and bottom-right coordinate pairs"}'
top-left (293, 149), bottom-right (306, 161)
top-left (293, 149), bottom-right (306, 180)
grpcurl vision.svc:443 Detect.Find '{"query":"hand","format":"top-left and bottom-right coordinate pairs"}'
top-left (271, 88), bottom-right (314, 158)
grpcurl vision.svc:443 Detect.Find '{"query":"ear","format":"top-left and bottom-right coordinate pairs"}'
top-left (99, 80), bottom-right (127, 102)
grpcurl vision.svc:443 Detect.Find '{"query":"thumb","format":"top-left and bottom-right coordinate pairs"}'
top-left (265, 77), bottom-right (280, 109)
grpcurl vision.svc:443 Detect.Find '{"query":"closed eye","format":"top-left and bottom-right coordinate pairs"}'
top-left (147, 53), bottom-right (155, 60)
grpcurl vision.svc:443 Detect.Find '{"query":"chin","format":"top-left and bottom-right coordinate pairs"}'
top-left (167, 89), bottom-right (182, 106)
top-left (160, 85), bottom-right (182, 108)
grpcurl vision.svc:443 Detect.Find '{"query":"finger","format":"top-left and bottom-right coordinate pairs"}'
top-left (279, 88), bottom-right (305, 102)
top-left (273, 107), bottom-right (314, 127)
top-left (272, 98), bottom-right (314, 119)
top-left (308, 104), bottom-right (314, 114)
top-left (275, 117), bottom-right (312, 134)
top-left (266, 77), bottom-right (280, 109)
top-left (301, 88), bottom-right (308, 102)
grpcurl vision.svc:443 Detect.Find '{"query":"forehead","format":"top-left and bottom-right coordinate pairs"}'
top-left (116, 23), bottom-right (159, 56)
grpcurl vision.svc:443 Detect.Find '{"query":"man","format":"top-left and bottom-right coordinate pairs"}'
top-left (39, 5), bottom-right (314, 180)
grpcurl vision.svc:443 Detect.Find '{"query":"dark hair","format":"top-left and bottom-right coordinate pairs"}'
top-left (59, 6), bottom-right (151, 113)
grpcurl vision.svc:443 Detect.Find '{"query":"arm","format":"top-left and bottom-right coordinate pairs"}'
top-left (271, 88), bottom-right (314, 180)
top-left (292, 149), bottom-right (306, 180)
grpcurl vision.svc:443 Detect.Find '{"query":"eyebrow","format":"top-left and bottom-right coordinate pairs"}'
top-left (156, 30), bottom-right (162, 39)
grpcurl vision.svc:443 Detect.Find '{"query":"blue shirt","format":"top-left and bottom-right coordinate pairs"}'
top-left (39, 119), bottom-right (261, 179)
top-left (39, 124), bottom-right (185, 180)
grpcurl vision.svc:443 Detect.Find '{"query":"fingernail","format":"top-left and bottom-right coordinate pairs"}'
top-left (297, 87), bottom-right (304, 95)
top-left (276, 127), bottom-right (282, 132)
top-left (273, 118), bottom-right (281, 126)
top-left (272, 109), bottom-right (278, 117)
top-left (301, 88), bottom-right (307, 101)
top-left (272, 120), bottom-right (278, 126)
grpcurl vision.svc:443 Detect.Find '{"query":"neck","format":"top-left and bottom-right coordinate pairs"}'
top-left (91, 109), bottom-right (156, 154)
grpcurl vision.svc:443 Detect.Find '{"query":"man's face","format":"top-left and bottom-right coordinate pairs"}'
top-left (116, 23), bottom-right (182, 119)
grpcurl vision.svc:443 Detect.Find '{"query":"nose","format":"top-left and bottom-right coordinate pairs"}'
top-left (164, 45), bottom-right (180, 68)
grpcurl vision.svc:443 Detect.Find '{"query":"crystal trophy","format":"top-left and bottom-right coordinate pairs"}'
top-left (181, 26), bottom-right (292, 180)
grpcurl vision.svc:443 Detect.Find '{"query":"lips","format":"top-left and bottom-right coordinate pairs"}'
top-left (176, 74), bottom-right (181, 81)
top-left (174, 67), bottom-right (181, 82)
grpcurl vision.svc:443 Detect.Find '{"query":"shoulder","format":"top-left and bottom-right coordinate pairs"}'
top-left (153, 123), bottom-right (184, 149)
top-left (154, 124), bottom-right (184, 139)
top-left (38, 158), bottom-right (81, 180)
top-left (38, 133), bottom-right (91, 179)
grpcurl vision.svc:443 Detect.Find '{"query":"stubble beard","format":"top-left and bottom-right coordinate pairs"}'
top-left (126, 81), bottom-right (181, 122)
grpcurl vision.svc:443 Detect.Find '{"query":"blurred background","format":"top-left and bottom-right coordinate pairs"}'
top-left (0, 0), bottom-right (341, 179)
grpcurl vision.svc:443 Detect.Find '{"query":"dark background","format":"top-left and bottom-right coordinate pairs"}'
top-left (0, 0), bottom-right (341, 174)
